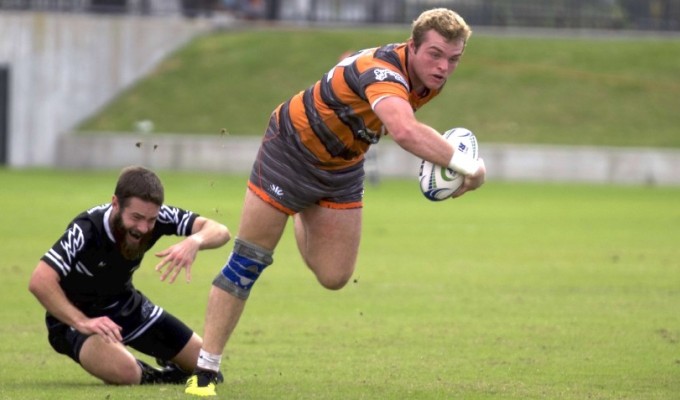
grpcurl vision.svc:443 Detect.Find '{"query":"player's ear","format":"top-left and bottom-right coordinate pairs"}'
top-left (407, 38), bottom-right (416, 53)
top-left (111, 195), bottom-right (120, 210)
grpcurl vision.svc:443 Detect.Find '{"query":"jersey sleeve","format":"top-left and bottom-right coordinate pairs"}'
top-left (346, 48), bottom-right (410, 109)
top-left (156, 205), bottom-right (199, 236)
top-left (41, 219), bottom-right (94, 279)
top-left (359, 67), bottom-right (410, 109)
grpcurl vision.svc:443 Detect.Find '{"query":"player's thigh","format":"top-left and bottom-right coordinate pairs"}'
top-left (237, 188), bottom-right (289, 250)
top-left (297, 206), bottom-right (362, 283)
top-left (79, 335), bottom-right (140, 384)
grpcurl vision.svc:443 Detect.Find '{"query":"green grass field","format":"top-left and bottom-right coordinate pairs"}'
top-left (1, 168), bottom-right (678, 399)
top-left (78, 28), bottom-right (680, 148)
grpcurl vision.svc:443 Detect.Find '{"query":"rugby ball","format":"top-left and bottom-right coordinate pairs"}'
top-left (418, 127), bottom-right (479, 201)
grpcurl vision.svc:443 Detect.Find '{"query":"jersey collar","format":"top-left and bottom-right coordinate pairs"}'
top-left (103, 204), bottom-right (116, 243)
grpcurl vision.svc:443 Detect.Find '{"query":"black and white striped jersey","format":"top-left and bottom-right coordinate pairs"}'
top-left (40, 203), bottom-right (198, 316)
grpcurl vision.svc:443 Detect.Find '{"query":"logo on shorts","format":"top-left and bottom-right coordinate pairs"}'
top-left (269, 184), bottom-right (284, 198)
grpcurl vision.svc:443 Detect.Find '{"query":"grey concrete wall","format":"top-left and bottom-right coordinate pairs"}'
top-left (0, 12), bottom-right (210, 167)
top-left (57, 134), bottom-right (680, 186)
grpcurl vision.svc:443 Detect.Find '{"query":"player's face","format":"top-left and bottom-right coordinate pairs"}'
top-left (408, 30), bottom-right (465, 92)
top-left (111, 197), bottom-right (160, 260)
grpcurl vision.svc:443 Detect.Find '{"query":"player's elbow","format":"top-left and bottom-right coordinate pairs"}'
top-left (28, 262), bottom-right (56, 297)
top-left (197, 218), bottom-right (232, 248)
top-left (217, 224), bottom-right (231, 246)
top-left (391, 128), bottom-right (421, 150)
top-left (27, 278), bottom-right (38, 296)
top-left (207, 222), bottom-right (231, 249)
top-left (387, 117), bottom-right (422, 147)
top-left (28, 271), bottom-right (46, 298)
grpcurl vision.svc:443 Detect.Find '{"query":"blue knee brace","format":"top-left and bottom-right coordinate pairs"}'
top-left (213, 238), bottom-right (273, 300)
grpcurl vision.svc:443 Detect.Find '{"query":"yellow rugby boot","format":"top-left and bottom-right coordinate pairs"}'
top-left (185, 369), bottom-right (219, 397)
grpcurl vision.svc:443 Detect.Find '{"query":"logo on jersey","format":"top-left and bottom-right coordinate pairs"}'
top-left (373, 68), bottom-right (408, 88)
top-left (158, 205), bottom-right (180, 224)
top-left (75, 262), bottom-right (94, 277)
top-left (60, 223), bottom-right (85, 264)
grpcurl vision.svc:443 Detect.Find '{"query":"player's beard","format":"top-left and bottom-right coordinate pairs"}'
top-left (111, 211), bottom-right (153, 260)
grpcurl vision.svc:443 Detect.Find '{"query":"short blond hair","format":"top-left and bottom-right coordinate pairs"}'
top-left (411, 8), bottom-right (472, 49)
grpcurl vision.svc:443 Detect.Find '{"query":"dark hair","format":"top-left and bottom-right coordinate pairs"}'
top-left (114, 165), bottom-right (164, 208)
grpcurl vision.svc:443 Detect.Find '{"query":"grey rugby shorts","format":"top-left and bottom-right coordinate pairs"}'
top-left (248, 113), bottom-right (365, 215)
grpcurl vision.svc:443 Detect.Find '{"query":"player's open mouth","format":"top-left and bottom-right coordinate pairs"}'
top-left (128, 231), bottom-right (142, 241)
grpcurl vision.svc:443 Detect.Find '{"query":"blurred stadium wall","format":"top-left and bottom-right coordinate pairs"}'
top-left (0, 7), bottom-right (211, 167)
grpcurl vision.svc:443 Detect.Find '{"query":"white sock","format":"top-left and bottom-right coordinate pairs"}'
top-left (197, 349), bottom-right (222, 373)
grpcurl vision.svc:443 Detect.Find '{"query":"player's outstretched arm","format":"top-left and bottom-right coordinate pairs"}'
top-left (155, 217), bottom-right (230, 283)
top-left (374, 96), bottom-right (455, 168)
top-left (375, 96), bottom-right (485, 198)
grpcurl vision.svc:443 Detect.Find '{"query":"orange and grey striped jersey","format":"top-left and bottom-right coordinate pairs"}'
top-left (275, 42), bottom-right (442, 171)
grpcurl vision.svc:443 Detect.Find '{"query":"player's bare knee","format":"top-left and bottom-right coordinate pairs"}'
top-left (123, 369), bottom-right (143, 385)
top-left (316, 270), bottom-right (352, 290)
top-left (318, 278), bottom-right (348, 290)
top-left (102, 363), bottom-right (141, 385)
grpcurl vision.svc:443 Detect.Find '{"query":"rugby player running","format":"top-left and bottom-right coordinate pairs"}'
top-left (186, 8), bottom-right (486, 396)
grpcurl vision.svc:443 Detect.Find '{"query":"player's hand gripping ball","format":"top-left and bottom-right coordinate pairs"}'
top-left (418, 127), bottom-right (479, 201)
